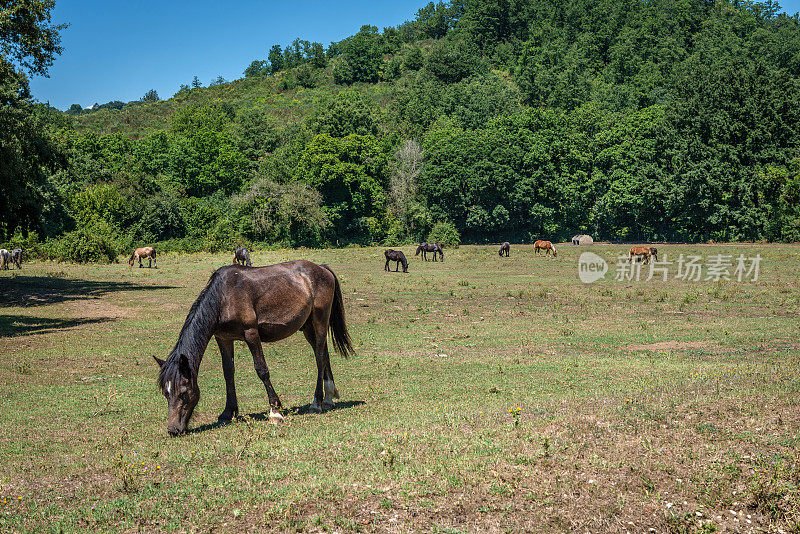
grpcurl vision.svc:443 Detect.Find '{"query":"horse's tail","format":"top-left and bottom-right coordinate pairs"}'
top-left (322, 265), bottom-right (354, 358)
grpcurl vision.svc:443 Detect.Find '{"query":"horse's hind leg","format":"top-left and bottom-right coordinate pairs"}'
top-left (303, 315), bottom-right (337, 412)
top-left (243, 328), bottom-right (283, 422)
top-left (216, 337), bottom-right (239, 422)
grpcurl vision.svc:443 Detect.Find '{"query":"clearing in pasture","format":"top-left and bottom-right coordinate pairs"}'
top-left (0, 244), bottom-right (798, 532)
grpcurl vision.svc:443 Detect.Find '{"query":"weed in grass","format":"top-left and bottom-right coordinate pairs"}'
top-left (14, 359), bottom-right (31, 375)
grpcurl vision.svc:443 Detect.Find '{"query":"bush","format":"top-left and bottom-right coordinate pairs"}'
top-left (43, 229), bottom-right (119, 263)
top-left (427, 220), bottom-right (460, 248)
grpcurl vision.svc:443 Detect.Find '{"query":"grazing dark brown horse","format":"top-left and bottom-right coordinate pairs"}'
top-left (498, 242), bottom-right (510, 257)
top-left (233, 247), bottom-right (252, 267)
top-left (129, 247), bottom-right (157, 268)
top-left (629, 246), bottom-right (656, 264)
top-left (415, 242), bottom-right (444, 262)
top-left (0, 249), bottom-right (9, 270)
top-left (384, 249), bottom-right (408, 272)
top-left (534, 240), bottom-right (557, 257)
top-left (155, 261), bottom-right (354, 436)
top-left (10, 249), bottom-right (22, 269)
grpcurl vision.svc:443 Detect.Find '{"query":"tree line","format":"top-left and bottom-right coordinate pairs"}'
top-left (2, 0), bottom-right (800, 261)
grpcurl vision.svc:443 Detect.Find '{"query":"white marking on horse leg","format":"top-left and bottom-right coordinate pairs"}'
top-left (269, 407), bottom-right (284, 424)
top-left (323, 379), bottom-right (339, 406)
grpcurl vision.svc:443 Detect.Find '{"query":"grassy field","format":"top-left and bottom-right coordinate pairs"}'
top-left (0, 243), bottom-right (798, 533)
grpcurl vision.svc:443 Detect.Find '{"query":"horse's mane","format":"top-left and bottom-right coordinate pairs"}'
top-left (158, 269), bottom-right (223, 392)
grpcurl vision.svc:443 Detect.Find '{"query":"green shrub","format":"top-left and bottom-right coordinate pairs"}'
top-left (427, 220), bottom-right (460, 248)
top-left (43, 229), bottom-right (119, 263)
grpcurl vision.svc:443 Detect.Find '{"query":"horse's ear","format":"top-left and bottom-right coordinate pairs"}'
top-left (178, 354), bottom-right (192, 378)
top-left (153, 356), bottom-right (165, 368)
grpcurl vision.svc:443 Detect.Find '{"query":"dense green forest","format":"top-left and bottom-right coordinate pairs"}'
top-left (3, 0), bottom-right (800, 261)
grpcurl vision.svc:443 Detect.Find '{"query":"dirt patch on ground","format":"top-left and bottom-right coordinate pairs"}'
top-left (628, 340), bottom-right (715, 352)
top-left (65, 299), bottom-right (134, 319)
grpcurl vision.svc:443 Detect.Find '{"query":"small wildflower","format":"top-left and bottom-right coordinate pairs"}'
top-left (156, 465), bottom-right (161, 470)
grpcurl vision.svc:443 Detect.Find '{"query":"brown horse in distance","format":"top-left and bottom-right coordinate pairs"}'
top-left (498, 242), bottom-right (510, 257)
top-left (629, 246), bottom-right (657, 264)
top-left (384, 249), bottom-right (408, 272)
top-left (415, 242), bottom-right (444, 262)
top-left (0, 249), bottom-right (9, 270)
top-left (129, 247), bottom-right (157, 268)
top-left (155, 261), bottom-right (354, 436)
top-left (534, 240), bottom-right (557, 257)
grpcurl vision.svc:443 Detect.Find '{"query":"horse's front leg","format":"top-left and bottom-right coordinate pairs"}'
top-left (384, 259), bottom-right (389, 272)
top-left (243, 328), bottom-right (283, 423)
top-left (216, 337), bottom-right (239, 422)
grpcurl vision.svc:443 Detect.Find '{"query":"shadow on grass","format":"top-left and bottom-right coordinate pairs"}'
top-left (0, 314), bottom-right (115, 337)
top-left (0, 275), bottom-right (177, 308)
top-left (187, 400), bottom-right (366, 435)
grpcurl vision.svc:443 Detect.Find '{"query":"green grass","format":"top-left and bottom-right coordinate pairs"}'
top-left (1, 243), bottom-right (799, 532)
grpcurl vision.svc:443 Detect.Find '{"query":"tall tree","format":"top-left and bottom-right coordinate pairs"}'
top-left (1, 0), bottom-right (68, 238)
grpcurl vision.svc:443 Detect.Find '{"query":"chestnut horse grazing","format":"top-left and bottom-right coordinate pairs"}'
top-left (0, 249), bottom-right (9, 270)
top-left (233, 247), bottom-right (252, 267)
top-left (155, 261), bottom-right (354, 436)
top-left (129, 247), bottom-right (157, 268)
top-left (10, 249), bottom-right (22, 269)
top-left (498, 242), bottom-right (510, 257)
top-left (629, 246), bottom-right (657, 264)
top-left (534, 240), bottom-right (557, 257)
top-left (384, 249), bottom-right (408, 272)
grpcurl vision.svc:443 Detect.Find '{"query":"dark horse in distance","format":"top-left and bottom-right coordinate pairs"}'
top-left (415, 242), bottom-right (444, 262)
top-left (498, 242), bottom-right (510, 257)
top-left (233, 247), bottom-right (252, 267)
top-left (384, 249), bottom-right (408, 272)
top-left (155, 261), bottom-right (354, 436)
top-left (10, 249), bottom-right (22, 269)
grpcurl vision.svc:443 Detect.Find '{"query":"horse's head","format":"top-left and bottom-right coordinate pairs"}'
top-left (155, 354), bottom-right (200, 436)
top-left (415, 246), bottom-right (421, 256)
top-left (128, 254), bottom-right (135, 267)
top-left (649, 248), bottom-right (658, 262)
top-left (551, 245), bottom-right (557, 257)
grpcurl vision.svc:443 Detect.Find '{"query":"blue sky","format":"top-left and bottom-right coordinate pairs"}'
top-left (30, 0), bottom-right (430, 110)
top-left (29, 0), bottom-right (800, 110)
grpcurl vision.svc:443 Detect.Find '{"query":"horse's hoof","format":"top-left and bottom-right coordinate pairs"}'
top-left (269, 409), bottom-right (284, 424)
top-left (322, 399), bottom-right (336, 409)
top-left (218, 411), bottom-right (236, 423)
top-left (309, 400), bottom-right (324, 413)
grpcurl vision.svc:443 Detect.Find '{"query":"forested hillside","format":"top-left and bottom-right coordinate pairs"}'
top-left (4, 0), bottom-right (800, 259)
